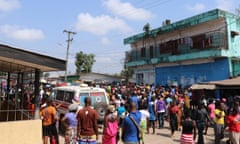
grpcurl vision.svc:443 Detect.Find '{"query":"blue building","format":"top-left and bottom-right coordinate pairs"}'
top-left (124, 9), bottom-right (240, 88)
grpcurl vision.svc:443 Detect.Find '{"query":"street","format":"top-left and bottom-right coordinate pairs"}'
top-left (58, 121), bottom-right (229, 144)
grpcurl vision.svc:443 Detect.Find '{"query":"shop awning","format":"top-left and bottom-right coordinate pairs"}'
top-left (210, 77), bottom-right (240, 86)
top-left (190, 84), bottom-right (216, 90)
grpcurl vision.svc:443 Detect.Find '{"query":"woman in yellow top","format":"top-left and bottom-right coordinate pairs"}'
top-left (214, 101), bottom-right (225, 144)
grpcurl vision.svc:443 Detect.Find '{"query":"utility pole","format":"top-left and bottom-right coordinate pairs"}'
top-left (63, 30), bottom-right (77, 82)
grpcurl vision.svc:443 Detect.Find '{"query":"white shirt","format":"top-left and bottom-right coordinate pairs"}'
top-left (139, 110), bottom-right (150, 120)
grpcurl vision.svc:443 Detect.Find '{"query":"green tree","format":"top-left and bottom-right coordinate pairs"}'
top-left (0, 72), bottom-right (7, 76)
top-left (143, 23), bottom-right (150, 34)
top-left (43, 72), bottom-right (50, 77)
top-left (121, 67), bottom-right (134, 82)
top-left (75, 51), bottom-right (96, 74)
top-left (112, 73), bottom-right (121, 77)
top-left (142, 23), bottom-right (150, 48)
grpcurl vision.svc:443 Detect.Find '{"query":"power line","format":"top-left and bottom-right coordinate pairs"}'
top-left (100, 0), bottom-right (175, 38)
top-left (105, 0), bottom-right (173, 21)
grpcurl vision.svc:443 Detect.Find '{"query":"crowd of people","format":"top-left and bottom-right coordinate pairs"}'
top-left (0, 83), bottom-right (37, 117)
top-left (104, 83), bottom-right (240, 144)
top-left (39, 83), bottom-right (240, 144)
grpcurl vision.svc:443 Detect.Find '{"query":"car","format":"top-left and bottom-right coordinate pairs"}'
top-left (51, 84), bottom-right (109, 134)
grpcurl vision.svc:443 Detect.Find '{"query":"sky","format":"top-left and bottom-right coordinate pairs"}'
top-left (0, 0), bottom-right (239, 76)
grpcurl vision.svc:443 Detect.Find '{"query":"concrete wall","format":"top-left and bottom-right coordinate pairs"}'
top-left (155, 58), bottom-right (230, 87)
top-left (134, 67), bottom-right (155, 84)
top-left (0, 119), bottom-right (42, 144)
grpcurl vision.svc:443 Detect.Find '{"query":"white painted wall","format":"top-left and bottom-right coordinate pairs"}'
top-left (134, 67), bottom-right (155, 84)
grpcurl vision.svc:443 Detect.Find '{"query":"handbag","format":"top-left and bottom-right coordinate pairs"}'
top-left (128, 115), bottom-right (143, 141)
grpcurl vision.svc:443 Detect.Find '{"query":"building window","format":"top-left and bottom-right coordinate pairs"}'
top-left (141, 47), bottom-right (146, 57)
top-left (192, 34), bottom-right (205, 49)
top-left (136, 73), bottom-right (144, 85)
top-left (185, 37), bottom-right (193, 48)
top-left (178, 37), bottom-right (193, 48)
top-left (159, 40), bottom-right (178, 54)
top-left (159, 44), bottom-right (161, 54)
top-left (204, 35), bottom-right (213, 48)
top-left (168, 40), bottom-right (178, 54)
top-left (150, 46), bottom-right (154, 58)
top-left (159, 43), bottom-right (169, 54)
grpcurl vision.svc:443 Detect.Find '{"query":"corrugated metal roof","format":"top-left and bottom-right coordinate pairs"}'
top-left (210, 77), bottom-right (240, 86)
top-left (191, 76), bottom-right (240, 90)
top-left (190, 84), bottom-right (216, 90)
top-left (0, 44), bottom-right (66, 72)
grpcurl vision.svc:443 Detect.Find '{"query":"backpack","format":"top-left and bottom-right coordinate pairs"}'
top-left (196, 109), bottom-right (206, 122)
top-left (191, 109), bottom-right (198, 120)
top-left (156, 100), bottom-right (165, 112)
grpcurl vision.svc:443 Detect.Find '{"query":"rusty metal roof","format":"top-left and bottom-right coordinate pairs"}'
top-left (0, 44), bottom-right (66, 73)
top-left (191, 76), bottom-right (240, 90)
top-left (190, 83), bottom-right (216, 90)
top-left (210, 76), bottom-right (240, 86)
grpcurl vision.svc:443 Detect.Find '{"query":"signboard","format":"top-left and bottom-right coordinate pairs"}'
top-left (90, 92), bottom-right (104, 96)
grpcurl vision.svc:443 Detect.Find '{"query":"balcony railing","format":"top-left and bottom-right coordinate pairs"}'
top-left (125, 31), bottom-right (227, 65)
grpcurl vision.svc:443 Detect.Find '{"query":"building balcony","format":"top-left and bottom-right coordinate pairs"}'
top-left (125, 48), bottom-right (228, 67)
top-left (125, 30), bottom-right (228, 67)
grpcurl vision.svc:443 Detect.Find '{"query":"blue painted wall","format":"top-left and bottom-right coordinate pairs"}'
top-left (155, 58), bottom-right (230, 88)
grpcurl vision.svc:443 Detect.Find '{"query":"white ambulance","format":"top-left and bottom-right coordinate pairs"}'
top-left (51, 84), bottom-right (109, 134)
